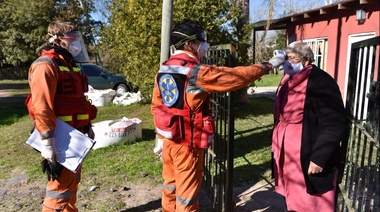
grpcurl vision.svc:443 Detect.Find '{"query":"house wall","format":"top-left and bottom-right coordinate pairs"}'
top-left (286, 3), bottom-right (379, 96)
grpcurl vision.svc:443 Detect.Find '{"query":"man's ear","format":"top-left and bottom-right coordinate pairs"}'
top-left (183, 41), bottom-right (191, 51)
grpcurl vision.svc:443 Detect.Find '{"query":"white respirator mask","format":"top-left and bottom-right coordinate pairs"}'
top-left (197, 41), bottom-right (209, 57)
top-left (284, 61), bottom-right (304, 76)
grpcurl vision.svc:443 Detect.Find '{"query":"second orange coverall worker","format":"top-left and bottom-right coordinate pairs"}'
top-left (151, 49), bottom-right (271, 211)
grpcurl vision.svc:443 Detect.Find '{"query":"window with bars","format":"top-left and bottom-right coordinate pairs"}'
top-left (303, 38), bottom-right (328, 70)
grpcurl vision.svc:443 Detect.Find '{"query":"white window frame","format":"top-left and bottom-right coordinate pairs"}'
top-left (343, 32), bottom-right (376, 106)
top-left (303, 38), bottom-right (328, 70)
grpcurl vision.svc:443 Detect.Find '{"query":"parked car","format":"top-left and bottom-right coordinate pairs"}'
top-left (77, 63), bottom-right (132, 94)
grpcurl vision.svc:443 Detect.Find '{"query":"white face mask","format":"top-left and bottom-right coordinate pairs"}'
top-left (68, 40), bottom-right (82, 57)
top-left (283, 61), bottom-right (304, 76)
top-left (197, 41), bottom-right (208, 57)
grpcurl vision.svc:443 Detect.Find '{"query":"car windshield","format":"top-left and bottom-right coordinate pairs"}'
top-left (80, 64), bottom-right (114, 77)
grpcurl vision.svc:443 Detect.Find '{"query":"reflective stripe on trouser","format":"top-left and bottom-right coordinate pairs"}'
top-left (42, 165), bottom-right (82, 212)
top-left (161, 138), bottom-right (204, 212)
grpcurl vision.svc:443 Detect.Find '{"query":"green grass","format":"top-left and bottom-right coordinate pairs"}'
top-left (0, 80), bottom-right (30, 126)
top-left (254, 73), bottom-right (282, 87)
top-left (232, 97), bottom-right (274, 185)
top-left (0, 102), bottom-right (29, 126)
top-left (0, 80), bottom-right (275, 188)
top-left (0, 79), bottom-right (30, 95)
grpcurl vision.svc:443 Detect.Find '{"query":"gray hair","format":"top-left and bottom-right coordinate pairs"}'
top-left (284, 42), bottom-right (315, 63)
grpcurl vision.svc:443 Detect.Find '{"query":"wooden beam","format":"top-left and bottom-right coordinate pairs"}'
top-left (320, 8), bottom-right (333, 15)
top-left (291, 16), bottom-right (299, 22)
top-left (338, 3), bottom-right (347, 10)
top-left (360, 0), bottom-right (378, 4)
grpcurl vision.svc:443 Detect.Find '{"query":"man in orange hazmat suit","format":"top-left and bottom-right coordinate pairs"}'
top-left (26, 21), bottom-right (97, 211)
top-left (151, 18), bottom-right (277, 211)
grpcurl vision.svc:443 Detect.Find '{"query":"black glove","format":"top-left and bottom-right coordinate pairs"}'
top-left (41, 159), bottom-right (64, 181)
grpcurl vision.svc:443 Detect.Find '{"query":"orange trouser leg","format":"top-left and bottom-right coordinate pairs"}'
top-left (161, 139), bottom-right (204, 212)
top-left (42, 165), bottom-right (81, 212)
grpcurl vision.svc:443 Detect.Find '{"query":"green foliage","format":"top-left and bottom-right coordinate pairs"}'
top-left (51, 0), bottom-right (103, 47)
top-left (172, 1), bottom-right (233, 46)
top-left (0, 0), bottom-right (54, 66)
top-left (100, 0), bottom-right (162, 98)
top-left (0, 0), bottom-right (100, 67)
top-left (100, 0), bottom-right (254, 99)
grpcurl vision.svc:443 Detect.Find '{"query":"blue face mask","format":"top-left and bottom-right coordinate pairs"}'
top-left (283, 61), bottom-right (304, 76)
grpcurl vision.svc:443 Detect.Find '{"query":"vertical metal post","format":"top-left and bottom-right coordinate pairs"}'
top-left (160, 0), bottom-right (174, 65)
top-left (225, 91), bottom-right (235, 211)
top-left (252, 30), bottom-right (256, 63)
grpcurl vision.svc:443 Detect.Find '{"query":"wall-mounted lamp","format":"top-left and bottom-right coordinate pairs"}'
top-left (356, 9), bottom-right (366, 22)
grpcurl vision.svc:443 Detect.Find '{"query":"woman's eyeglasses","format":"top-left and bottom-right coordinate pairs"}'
top-left (285, 55), bottom-right (302, 60)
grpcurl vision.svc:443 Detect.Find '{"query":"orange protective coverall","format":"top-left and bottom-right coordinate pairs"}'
top-left (28, 47), bottom-right (96, 212)
top-left (151, 50), bottom-right (269, 211)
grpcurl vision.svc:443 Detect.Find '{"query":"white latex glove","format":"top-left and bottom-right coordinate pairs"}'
top-left (40, 137), bottom-right (58, 163)
top-left (269, 54), bottom-right (286, 68)
top-left (153, 136), bottom-right (164, 156)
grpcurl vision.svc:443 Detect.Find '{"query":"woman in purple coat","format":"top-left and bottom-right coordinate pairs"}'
top-left (270, 42), bottom-right (348, 211)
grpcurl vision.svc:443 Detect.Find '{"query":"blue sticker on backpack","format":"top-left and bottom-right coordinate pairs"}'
top-left (159, 74), bottom-right (179, 107)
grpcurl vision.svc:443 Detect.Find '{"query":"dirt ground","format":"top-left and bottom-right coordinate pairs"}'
top-left (0, 169), bottom-right (285, 212)
top-left (0, 87), bottom-right (286, 211)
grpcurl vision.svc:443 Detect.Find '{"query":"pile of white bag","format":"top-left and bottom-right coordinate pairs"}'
top-left (92, 117), bottom-right (142, 150)
top-left (85, 86), bottom-right (116, 107)
top-left (113, 91), bottom-right (143, 106)
top-left (85, 85), bottom-right (144, 107)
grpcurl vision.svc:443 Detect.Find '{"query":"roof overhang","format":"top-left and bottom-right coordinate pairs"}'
top-left (252, 0), bottom-right (378, 31)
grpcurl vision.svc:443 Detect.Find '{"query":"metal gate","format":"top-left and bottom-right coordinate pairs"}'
top-left (201, 44), bottom-right (237, 212)
top-left (337, 36), bottom-right (380, 211)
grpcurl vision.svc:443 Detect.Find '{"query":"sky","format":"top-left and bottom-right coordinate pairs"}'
top-left (249, 0), bottom-right (327, 23)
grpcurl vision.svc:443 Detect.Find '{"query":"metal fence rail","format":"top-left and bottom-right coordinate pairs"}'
top-left (201, 44), bottom-right (236, 212)
top-left (337, 36), bottom-right (380, 212)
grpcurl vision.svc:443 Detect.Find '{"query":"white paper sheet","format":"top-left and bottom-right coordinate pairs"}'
top-left (26, 118), bottom-right (96, 173)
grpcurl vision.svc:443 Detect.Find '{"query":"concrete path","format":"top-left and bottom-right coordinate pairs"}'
top-left (247, 86), bottom-right (277, 100)
top-left (234, 179), bottom-right (286, 212)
